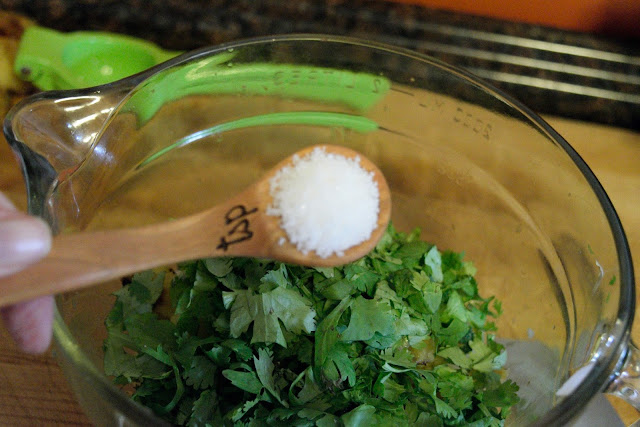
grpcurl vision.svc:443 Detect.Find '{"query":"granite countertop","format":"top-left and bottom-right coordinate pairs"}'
top-left (1, 0), bottom-right (639, 129)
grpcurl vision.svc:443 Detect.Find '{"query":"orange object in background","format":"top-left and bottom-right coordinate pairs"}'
top-left (390, 0), bottom-right (640, 38)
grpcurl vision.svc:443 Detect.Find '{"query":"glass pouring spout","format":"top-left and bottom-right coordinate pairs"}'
top-left (3, 81), bottom-right (139, 225)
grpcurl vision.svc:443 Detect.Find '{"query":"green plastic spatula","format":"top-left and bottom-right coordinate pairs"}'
top-left (13, 27), bottom-right (390, 145)
top-left (14, 26), bottom-right (182, 90)
top-left (13, 27), bottom-right (390, 113)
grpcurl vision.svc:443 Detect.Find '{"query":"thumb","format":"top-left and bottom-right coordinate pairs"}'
top-left (0, 194), bottom-right (54, 354)
top-left (0, 194), bottom-right (51, 276)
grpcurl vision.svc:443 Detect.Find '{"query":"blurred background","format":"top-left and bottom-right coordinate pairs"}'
top-left (393, 0), bottom-right (640, 39)
top-left (0, 0), bottom-right (639, 129)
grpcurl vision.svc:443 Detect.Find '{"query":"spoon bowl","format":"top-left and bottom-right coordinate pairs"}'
top-left (0, 144), bottom-right (390, 307)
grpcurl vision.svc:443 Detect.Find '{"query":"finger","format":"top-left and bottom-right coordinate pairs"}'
top-left (0, 295), bottom-right (54, 354)
top-left (0, 215), bottom-right (51, 276)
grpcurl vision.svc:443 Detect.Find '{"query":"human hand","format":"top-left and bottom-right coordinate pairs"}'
top-left (0, 192), bottom-right (52, 353)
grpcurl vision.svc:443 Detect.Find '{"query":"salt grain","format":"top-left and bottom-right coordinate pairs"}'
top-left (267, 147), bottom-right (380, 258)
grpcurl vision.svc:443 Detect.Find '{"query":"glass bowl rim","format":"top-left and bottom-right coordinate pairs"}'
top-left (49, 33), bottom-right (635, 426)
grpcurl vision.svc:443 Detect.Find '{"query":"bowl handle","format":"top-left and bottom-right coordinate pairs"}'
top-left (607, 340), bottom-right (640, 412)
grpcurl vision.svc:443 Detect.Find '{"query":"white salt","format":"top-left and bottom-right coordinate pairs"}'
top-left (267, 147), bottom-right (380, 258)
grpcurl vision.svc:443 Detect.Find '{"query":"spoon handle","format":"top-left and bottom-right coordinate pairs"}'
top-left (0, 144), bottom-right (392, 307)
top-left (0, 194), bottom-right (268, 307)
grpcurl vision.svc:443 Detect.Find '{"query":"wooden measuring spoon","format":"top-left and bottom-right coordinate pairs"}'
top-left (0, 144), bottom-right (391, 307)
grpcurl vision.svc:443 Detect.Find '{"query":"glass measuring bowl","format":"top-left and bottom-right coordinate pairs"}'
top-left (3, 35), bottom-right (637, 426)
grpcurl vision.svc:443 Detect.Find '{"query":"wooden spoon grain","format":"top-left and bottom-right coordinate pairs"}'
top-left (0, 145), bottom-right (391, 307)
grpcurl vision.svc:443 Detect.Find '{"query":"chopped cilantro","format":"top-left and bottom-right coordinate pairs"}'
top-left (104, 223), bottom-right (519, 425)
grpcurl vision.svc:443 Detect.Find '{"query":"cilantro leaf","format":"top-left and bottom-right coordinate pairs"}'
top-left (103, 223), bottom-right (519, 425)
top-left (437, 346), bottom-right (471, 369)
top-left (260, 263), bottom-right (290, 288)
top-left (110, 270), bottom-right (165, 324)
top-left (446, 291), bottom-right (469, 323)
top-left (222, 339), bottom-right (254, 362)
top-left (225, 286), bottom-right (315, 347)
top-left (123, 312), bottom-right (176, 352)
top-left (344, 264), bottom-right (381, 295)
top-left (433, 396), bottom-right (457, 419)
top-left (341, 296), bottom-right (396, 342)
top-left (314, 297), bottom-right (352, 374)
top-left (187, 390), bottom-right (220, 426)
top-left (224, 289), bottom-right (255, 337)
top-left (222, 369), bottom-right (263, 394)
top-left (395, 241), bottom-right (431, 269)
top-left (424, 245), bottom-right (444, 282)
top-left (203, 257), bottom-right (233, 277)
top-left (254, 347), bottom-right (287, 406)
top-left (341, 404), bottom-right (377, 426)
top-left (264, 287), bottom-right (316, 336)
top-left (205, 345), bottom-right (231, 366)
top-left (482, 379), bottom-right (520, 408)
top-left (289, 367), bottom-right (323, 405)
top-left (250, 295), bottom-right (287, 347)
top-left (322, 342), bottom-right (356, 387)
top-left (184, 355), bottom-right (217, 389)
